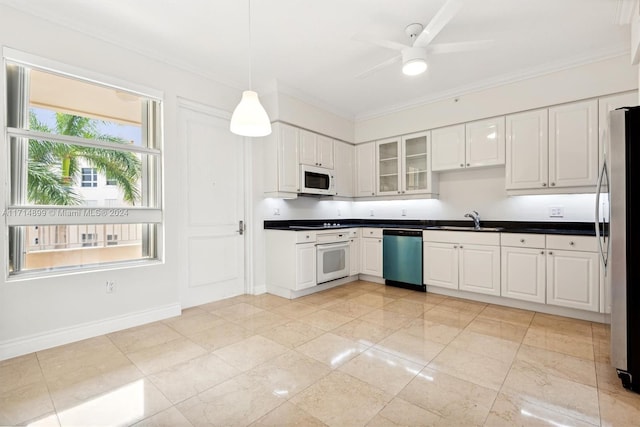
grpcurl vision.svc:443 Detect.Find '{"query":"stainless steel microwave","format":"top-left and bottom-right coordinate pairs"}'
top-left (299, 164), bottom-right (335, 195)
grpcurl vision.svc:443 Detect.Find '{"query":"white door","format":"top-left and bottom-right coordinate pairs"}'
top-left (546, 250), bottom-right (599, 312)
top-left (501, 246), bottom-right (546, 303)
top-left (178, 100), bottom-right (245, 308)
top-left (295, 243), bottom-right (317, 290)
top-left (361, 237), bottom-right (382, 277)
top-left (299, 128), bottom-right (317, 166)
top-left (466, 116), bottom-right (506, 168)
top-left (431, 124), bottom-right (466, 171)
top-left (548, 99), bottom-right (598, 188)
top-left (505, 108), bottom-right (548, 190)
top-left (423, 242), bottom-right (458, 289)
top-left (316, 134), bottom-right (335, 169)
top-left (334, 140), bottom-right (354, 197)
top-left (356, 142), bottom-right (376, 197)
top-left (458, 244), bottom-right (501, 296)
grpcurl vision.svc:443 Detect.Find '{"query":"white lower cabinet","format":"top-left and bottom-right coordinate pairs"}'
top-left (360, 228), bottom-right (383, 277)
top-left (459, 244), bottom-right (501, 296)
top-left (295, 243), bottom-right (317, 290)
top-left (546, 249), bottom-right (599, 312)
top-left (501, 233), bottom-right (546, 304)
top-left (423, 231), bottom-right (500, 296)
top-left (265, 230), bottom-right (317, 294)
top-left (349, 233), bottom-right (360, 277)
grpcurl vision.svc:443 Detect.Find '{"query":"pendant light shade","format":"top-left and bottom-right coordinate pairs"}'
top-left (230, 0), bottom-right (272, 137)
top-left (230, 90), bottom-right (272, 137)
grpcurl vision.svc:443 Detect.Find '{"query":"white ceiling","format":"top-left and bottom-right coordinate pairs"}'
top-left (0, 0), bottom-right (632, 119)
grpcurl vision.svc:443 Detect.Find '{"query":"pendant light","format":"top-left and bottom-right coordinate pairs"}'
top-left (230, 0), bottom-right (272, 137)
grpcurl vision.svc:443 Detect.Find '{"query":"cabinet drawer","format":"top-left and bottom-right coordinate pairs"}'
top-left (501, 233), bottom-right (545, 248)
top-left (423, 230), bottom-right (500, 245)
top-left (362, 228), bottom-right (383, 238)
top-left (346, 228), bottom-right (360, 238)
top-left (545, 234), bottom-right (597, 252)
top-left (296, 231), bottom-right (317, 243)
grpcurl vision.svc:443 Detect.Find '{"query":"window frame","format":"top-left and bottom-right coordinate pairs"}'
top-left (3, 48), bottom-right (165, 279)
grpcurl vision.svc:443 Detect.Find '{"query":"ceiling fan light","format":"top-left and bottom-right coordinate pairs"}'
top-left (402, 47), bottom-right (428, 76)
top-left (230, 90), bottom-right (272, 137)
top-left (402, 59), bottom-right (427, 76)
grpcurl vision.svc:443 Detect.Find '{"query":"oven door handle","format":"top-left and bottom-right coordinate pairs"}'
top-left (316, 241), bottom-right (349, 250)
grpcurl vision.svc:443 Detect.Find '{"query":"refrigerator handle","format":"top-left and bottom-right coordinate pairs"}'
top-left (595, 129), bottom-right (609, 274)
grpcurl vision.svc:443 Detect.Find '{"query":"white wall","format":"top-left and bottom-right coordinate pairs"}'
top-left (0, 6), bottom-right (241, 359)
top-left (355, 55), bottom-right (638, 143)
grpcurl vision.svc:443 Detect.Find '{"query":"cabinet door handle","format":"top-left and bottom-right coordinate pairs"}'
top-left (551, 182), bottom-right (555, 187)
top-left (542, 183), bottom-right (547, 187)
top-left (372, 192), bottom-right (375, 196)
top-left (453, 245), bottom-right (458, 249)
top-left (466, 163), bottom-right (470, 167)
top-left (541, 251), bottom-right (545, 255)
top-left (460, 163), bottom-right (464, 167)
top-left (569, 241), bottom-right (575, 246)
top-left (548, 251), bottom-right (553, 255)
top-left (460, 245), bottom-right (464, 249)
top-left (520, 239), bottom-right (525, 243)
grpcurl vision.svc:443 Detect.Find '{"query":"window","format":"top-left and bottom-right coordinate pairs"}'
top-left (5, 49), bottom-right (163, 276)
top-left (81, 168), bottom-right (98, 187)
top-left (81, 233), bottom-right (98, 247)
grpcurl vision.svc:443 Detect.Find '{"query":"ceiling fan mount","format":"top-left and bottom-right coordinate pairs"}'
top-left (404, 23), bottom-right (424, 41)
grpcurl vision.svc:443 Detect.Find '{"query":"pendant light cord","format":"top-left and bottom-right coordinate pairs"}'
top-left (248, 0), bottom-right (252, 91)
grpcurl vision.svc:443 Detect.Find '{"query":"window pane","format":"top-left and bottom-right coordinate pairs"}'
top-left (13, 138), bottom-right (157, 207)
top-left (10, 224), bottom-right (156, 273)
top-left (28, 69), bottom-right (147, 147)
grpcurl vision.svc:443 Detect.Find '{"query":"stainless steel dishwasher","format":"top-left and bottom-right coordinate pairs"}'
top-left (382, 229), bottom-right (425, 292)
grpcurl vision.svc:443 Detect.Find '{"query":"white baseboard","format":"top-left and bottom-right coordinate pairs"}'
top-left (0, 303), bottom-right (182, 362)
top-left (252, 285), bottom-right (267, 295)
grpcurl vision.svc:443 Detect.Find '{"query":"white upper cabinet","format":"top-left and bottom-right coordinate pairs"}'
top-left (465, 116), bottom-right (506, 168)
top-left (505, 108), bottom-right (549, 191)
top-left (506, 100), bottom-right (598, 193)
top-left (431, 124), bottom-right (465, 171)
top-left (299, 129), bottom-right (334, 169)
top-left (431, 118), bottom-right (505, 171)
top-left (548, 99), bottom-right (598, 189)
top-left (356, 142), bottom-right (376, 197)
top-left (375, 132), bottom-right (435, 196)
top-left (263, 122), bottom-right (300, 197)
top-left (333, 140), bottom-right (354, 198)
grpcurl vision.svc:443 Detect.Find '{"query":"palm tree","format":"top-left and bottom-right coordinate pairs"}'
top-left (28, 111), bottom-right (142, 206)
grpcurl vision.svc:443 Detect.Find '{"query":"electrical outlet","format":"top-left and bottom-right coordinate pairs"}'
top-left (274, 208), bottom-right (280, 216)
top-left (369, 210), bottom-right (374, 217)
top-left (401, 209), bottom-right (407, 216)
top-left (106, 281), bottom-right (115, 293)
top-left (549, 206), bottom-right (564, 218)
top-left (337, 209), bottom-right (341, 216)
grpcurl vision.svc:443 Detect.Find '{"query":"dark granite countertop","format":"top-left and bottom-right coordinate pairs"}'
top-left (264, 219), bottom-right (600, 236)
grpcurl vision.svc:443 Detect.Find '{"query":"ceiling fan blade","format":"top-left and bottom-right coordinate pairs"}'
top-left (352, 34), bottom-right (408, 52)
top-left (413, 0), bottom-right (464, 48)
top-left (355, 55), bottom-right (402, 79)
top-left (427, 39), bottom-right (493, 54)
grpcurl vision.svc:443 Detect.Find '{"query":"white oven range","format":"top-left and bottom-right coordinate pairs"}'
top-left (316, 231), bottom-right (350, 284)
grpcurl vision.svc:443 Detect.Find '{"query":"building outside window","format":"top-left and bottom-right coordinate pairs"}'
top-left (4, 49), bottom-right (163, 276)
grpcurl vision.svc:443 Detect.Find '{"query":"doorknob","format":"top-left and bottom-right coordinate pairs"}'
top-left (237, 220), bottom-right (245, 235)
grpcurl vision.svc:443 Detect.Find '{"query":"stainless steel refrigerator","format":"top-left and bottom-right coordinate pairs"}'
top-left (601, 106), bottom-right (640, 392)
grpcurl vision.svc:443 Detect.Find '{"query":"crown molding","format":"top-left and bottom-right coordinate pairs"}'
top-left (354, 47), bottom-right (632, 122)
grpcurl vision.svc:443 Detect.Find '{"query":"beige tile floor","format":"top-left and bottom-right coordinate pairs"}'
top-left (2, 280), bottom-right (639, 426)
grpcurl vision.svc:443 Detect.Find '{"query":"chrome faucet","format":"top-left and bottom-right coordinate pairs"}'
top-left (465, 210), bottom-right (481, 229)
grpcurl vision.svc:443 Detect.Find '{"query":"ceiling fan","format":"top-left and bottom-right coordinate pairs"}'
top-left (355, 0), bottom-right (492, 78)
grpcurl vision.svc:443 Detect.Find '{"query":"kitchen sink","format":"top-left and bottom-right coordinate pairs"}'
top-left (436, 225), bottom-right (504, 232)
